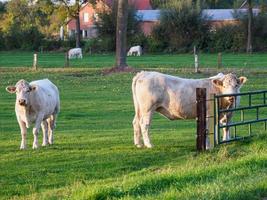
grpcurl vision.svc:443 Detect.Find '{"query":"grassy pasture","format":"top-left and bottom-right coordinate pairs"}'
top-left (1, 51), bottom-right (267, 68)
top-left (0, 67), bottom-right (267, 200)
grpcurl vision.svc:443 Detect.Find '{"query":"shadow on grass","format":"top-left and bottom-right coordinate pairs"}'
top-left (87, 156), bottom-right (267, 200)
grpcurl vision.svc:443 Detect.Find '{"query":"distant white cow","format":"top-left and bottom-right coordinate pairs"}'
top-left (127, 45), bottom-right (142, 56)
top-left (132, 72), bottom-right (247, 148)
top-left (68, 48), bottom-right (83, 59)
top-left (6, 79), bottom-right (60, 149)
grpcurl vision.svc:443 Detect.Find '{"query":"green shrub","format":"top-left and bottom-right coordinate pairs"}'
top-left (83, 37), bottom-right (114, 53)
top-left (146, 36), bottom-right (166, 53)
top-left (127, 33), bottom-right (148, 51)
top-left (150, 0), bottom-right (210, 53)
top-left (252, 13), bottom-right (267, 51)
top-left (95, 3), bottom-right (140, 52)
top-left (208, 25), bottom-right (246, 52)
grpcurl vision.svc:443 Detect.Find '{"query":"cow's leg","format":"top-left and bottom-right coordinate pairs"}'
top-left (140, 112), bottom-right (153, 148)
top-left (18, 120), bottom-right (27, 150)
top-left (32, 114), bottom-right (44, 149)
top-left (220, 114), bottom-right (230, 141)
top-left (48, 114), bottom-right (57, 145)
top-left (133, 115), bottom-right (142, 148)
top-left (41, 120), bottom-right (49, 146)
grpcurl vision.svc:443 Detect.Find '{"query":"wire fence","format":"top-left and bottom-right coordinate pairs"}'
top-left (1, 51), bottom-right (267, 69)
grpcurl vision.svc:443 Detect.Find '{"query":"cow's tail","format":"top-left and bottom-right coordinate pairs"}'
top-left (132, 71), bottom-right (143, 119)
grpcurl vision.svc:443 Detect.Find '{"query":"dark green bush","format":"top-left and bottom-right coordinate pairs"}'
top-left (1, 26), bottom-right (43, 51)
top-left (21, 27), bottom-right (44, 50)
top-left (95, 3), bottom-right (140, 52)
top-left (0, 31), bottom-right (4, 50)
top-left (127, 33), bottom-right (148, 51)
top-left (208, 25), bottom-right (246, 52)
top-left (252, 13), bottom-right (267, 51)
top-left (83, 37), bottom-right (114, 53)
top-left (150, 0), bottom-right (210, 53)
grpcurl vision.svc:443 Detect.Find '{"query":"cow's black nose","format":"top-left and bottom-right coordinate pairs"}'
top-left (19, 99), bottom-right (26, 106)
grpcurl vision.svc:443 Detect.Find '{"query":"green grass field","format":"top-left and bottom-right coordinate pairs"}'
top-left (1, 51), bottom-right (267, 68)
top-left (0, 65), bottom-right (267, 199)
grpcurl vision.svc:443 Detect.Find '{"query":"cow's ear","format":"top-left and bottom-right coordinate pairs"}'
top-left (6, 86), bottom-right (16, 94)
top-left (239, 76), bottom-right (247, 85)
top-left (212, 79), bottom-right (223, 87)
top-left (30, 85), bottom-right (37, 92)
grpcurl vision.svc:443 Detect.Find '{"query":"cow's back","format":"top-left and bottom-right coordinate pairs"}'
top-left (30, 79), bottom-right (60, 116)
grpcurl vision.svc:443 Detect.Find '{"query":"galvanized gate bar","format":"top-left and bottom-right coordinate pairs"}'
top-left (215, 90), bottom-right (267, 97)
top-left (220, 104), bottom-right (267, 113)
top-left (219, 118), bottom-right (267, 128)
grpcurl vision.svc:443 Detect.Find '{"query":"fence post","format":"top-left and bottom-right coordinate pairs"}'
top-left (33, 53), bottom-right (38, 70)
top-left (217, 52), bottom-right (222, 68)
top-left (194, 46), bottom-right (199, 73)
top-left (65, 52), bottom-right (69, 68)
top-left (196, 88), bottom-right (206, 151)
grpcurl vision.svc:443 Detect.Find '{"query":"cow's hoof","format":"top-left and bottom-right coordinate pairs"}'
top-left (145, 144), bottom-right (153, 148)
top-left (48, 138), bottom-right (53, 145)
top-left (20, 146), bottom-right (26, 150)
top-left (32, 144), bottom-right (38, 149)
top-left (135, 144), bottom-right (143, 148)
top-left (42, 142), bottom-right (48, 147)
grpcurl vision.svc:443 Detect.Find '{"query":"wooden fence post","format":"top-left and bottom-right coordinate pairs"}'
top-left (218, 52), bottom-right (222, 68)
top-left (196, 88), bottom-right (206, 151)
top-left (65, 52), bottom-right (69, 68)
top-left (33, 53), bottom-right (38, 70)
top-left (194, 46), bottom-right (199, 73)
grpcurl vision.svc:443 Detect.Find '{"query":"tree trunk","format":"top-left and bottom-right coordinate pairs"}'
top-left (75, 0), bottom-right (81, 48)
top-left (115, 0), bottom-right (128, 68)
top-left (247, 0), bottom-right (253, 53)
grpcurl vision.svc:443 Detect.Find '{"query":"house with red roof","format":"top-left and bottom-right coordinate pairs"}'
top-left (67, 0), bottom-right (152, 38)
top-left (67, 0), bottom-right (260, 39)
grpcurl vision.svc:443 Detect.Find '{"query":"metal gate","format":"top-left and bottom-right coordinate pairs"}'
top-left (213, 90), bottom-right (267, 145)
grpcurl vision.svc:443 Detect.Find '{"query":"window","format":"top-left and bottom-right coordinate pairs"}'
top-left (83, 13), bottom-right (89, 22)
top-left (93, 13), bottom-right (99, 22)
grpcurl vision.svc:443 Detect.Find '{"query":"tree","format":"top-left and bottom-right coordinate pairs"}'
top-left (95, 2), bottom-right (139, 52)
top-left (246, 0), bottom-right (253, 53)
top-left (0, 1), bottom-right (7, 15)
top-left (115, 0), bottom-right (128, 68)
top-left (0, 0), bottom-right (46, 50)
top-left (55, 0), bottom-right (89, 47)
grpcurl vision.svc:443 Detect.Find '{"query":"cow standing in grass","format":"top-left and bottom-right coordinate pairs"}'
top-left (68, 48), bottom-right (83, 59)
top-left (6, 79), bottom-right (60, 149)
top-left (127, 45), bottom-right (142, 56)
top-left (132, 72), bottom-right (247, 148)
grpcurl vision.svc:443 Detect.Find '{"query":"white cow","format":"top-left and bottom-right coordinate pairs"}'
top-left (68, 48), bottom-right (83, 59)
top-left (6, 79), bottom-right (60, 149)
top-left (127, 45), bottom-right (142, 56)
top-left (132, 71), bottom-right (247, 148)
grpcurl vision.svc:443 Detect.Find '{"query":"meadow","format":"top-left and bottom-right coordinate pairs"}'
top-left (0, 62), bottom-right (267, 199)
top-left (1, 51), bottom-right (267, 69)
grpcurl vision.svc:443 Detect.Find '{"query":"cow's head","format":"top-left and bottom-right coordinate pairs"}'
top-left (212, 73), bottom-right (247, 104)
top-left (6, 80), bottom-right (37, 107)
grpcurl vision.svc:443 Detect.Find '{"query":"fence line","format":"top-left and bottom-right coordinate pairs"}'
top-left (1, 52), bottom-right (267, 68)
